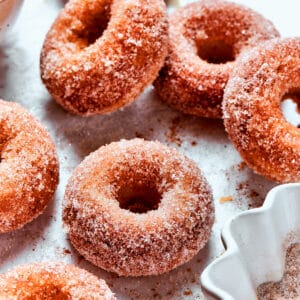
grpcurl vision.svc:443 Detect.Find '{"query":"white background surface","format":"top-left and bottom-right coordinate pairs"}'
top-left (0, 0), bottom-right (299, 299)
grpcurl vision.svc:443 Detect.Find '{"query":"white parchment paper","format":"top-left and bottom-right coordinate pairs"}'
top-left (0, 0), bottom-right (299, 299)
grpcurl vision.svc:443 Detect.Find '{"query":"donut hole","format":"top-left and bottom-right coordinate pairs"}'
top-left (76, 7), bottom-right (111, 46)
top-left (281, 90), bottom-right (300, 128)
top-left (197, 39), bottom-right (235, 64)
top-left (117, 184), bottom-right (162, 214)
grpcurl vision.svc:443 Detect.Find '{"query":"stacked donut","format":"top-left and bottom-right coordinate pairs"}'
top-left (223, 38), bottom-right (300, 183)
top-left (2, 0), bottom-right (300, 297)
top-left (153, 1), bottom-right (300, 183)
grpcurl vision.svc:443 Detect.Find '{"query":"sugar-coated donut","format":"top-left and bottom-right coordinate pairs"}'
top-left (223, 38), bottom-right (300, 183)
top-left (40, 0), bottom-right (168, 116)
top-left (63, 139), bottom-right (214, 276)
top-left (0, 100), bottom-right (59, 233)
top-left (154, 0), bottom-right (279, 118)
top-left (0, 262), bottom-right (115, 299)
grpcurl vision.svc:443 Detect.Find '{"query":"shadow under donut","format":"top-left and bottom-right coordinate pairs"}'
top-left (64, 233), bottom-right (214, 300)
top-left (43, 87), bottom-right (227, 162)
top-left (0, 192), bottom-right (57, 269)
top-left (0, 47), bottom-right (8, 93)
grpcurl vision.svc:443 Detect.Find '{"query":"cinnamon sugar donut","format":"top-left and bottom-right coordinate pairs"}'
top-left (223, 38), bottom-right (300, 183)
top-left (63, 139), bottom-right (214, 276)
top-left (0, 100), bottom-right (59, 233)
top-left (40, 0), bottom-right (168, 116)
top-left (0, 262), bottom-right (115, 299)
top-left (154, 0), bottom-right (279, 118)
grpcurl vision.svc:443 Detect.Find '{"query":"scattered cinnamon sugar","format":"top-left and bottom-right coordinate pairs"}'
top-left (237, 161), bottom-right (247, 171)
top-left (219, 196), bottom-right (233, 204)
top-left (230, 161), bottom-right (247, 172)
top-left (257, 243), bottom-right (300, 299)
top-left (55, 247), bottom-right (71, 257)
top-left (183, 288), bottom-right (193, 296)
top-left (236, 181), bottom-right (263, 208)
top-left (63, 248), bottom-right (71, 255)
top-left (165, 116), bottom-right (183, 146)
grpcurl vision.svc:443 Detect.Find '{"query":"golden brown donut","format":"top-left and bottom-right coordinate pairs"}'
top-left (154, 0), bottom-right (280, 118)
top-left (223, 38), bottom-right (300, 183)
top-left (40, 0), bottom-right (168, 116)
top-left (0, 262), bottom-right (115, 299)
top-left (0, 100), bottom-right (59, 233)
top-left (63, 139), bottom-right (214, 276)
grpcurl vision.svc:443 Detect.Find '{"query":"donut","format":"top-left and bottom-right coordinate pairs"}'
top-left (154, 0), bottom-right (280, 119)
top-left (0, 100), bottom-right (59, 233)
top-left (223, 38), bottom-right (300, 183)
top-left (63, 139), bottom-right (214, 276)
top-left (0, 262), bottom-right (115, 299)
top-left (40, 0), bottom-right (168, 116)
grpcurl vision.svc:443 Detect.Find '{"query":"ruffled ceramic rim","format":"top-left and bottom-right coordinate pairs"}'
top-left (200, 183), bottom-right (300, 300)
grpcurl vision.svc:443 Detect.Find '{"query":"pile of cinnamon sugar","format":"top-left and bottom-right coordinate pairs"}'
top-left (257, 243), bottom-right (300, 299)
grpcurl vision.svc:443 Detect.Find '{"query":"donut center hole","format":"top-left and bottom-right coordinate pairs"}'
top-left (281, 90), bottom-right (300, 128)
top-left (117, 185), bottom-right (161, 214)
top-left (77, 6), bottom-right (111, 46)
top-left (197, 39), bottom-right (235, 64)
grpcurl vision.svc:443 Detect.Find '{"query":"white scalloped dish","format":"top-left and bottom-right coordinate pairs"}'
top-left (201, 183), bottom-right (300, 300)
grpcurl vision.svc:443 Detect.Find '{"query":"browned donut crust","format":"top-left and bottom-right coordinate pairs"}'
top-left (63, 139), bottom-right (214, 276)
top-left (223, 38), bottom-right (300, 183)
top-left (0, 262), bottom-right (115, 299)
top-left (0, 100), bottom-right (59, 233)
top-left (40, 0), bottom-right (168, 116)
top-left (154, 0), bottom-right (279, 118)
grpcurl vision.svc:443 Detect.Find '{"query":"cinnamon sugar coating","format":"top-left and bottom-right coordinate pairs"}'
top-left (257, 243), bottom-right (300, 299)
top-left (40, 0), bottom-right (168, 116)
top-left (63, 139), bottom-right (214, 276)
top-left (0, 262), bottom-right (115, 299)
top-left (0, 100), bottom-right (59, 233)
top-left (223, 38), bottom-right (300, 183)
top-left (154, 0), bottom-right (279, 118)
